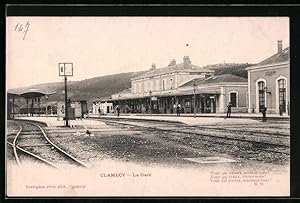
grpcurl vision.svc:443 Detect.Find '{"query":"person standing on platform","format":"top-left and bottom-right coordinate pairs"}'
top-left (226, 102), bottom-right (232, 118)
top-left (176, 104), bottom-right (181, 117)
top-left (116, 105), bottom-right (120, 117)
top-left (279, 104), bottom-right (283, 116)
top-left (262, 106), bottom-right (267, 122)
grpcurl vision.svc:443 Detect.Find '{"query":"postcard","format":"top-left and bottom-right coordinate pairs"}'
top-left (6, 16), bottom-right (290, 197)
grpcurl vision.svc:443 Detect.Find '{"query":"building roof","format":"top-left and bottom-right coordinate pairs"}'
top-left (7, 92), bottom-right (20, 98)
top-left (109, 87), bottom-right (221, 101)
top-left (8, 89), bottom-right (56, 99)
top-left (117, 88), bottom-right (132, 94)
top-left (180, 74), bottom-right (247, 88)
top-left (256, 47), bottom-right (289, 66)
top-left (159, 88), bottom-right (221, 97)
top-left (93, 96), bottom-right (112, 102)
top-left (132, 63), bottom-right (214, 80)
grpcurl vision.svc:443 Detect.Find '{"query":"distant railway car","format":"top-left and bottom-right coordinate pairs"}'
top-left (70, 100), bottom-right (88, 118)
top-left (57, 100), bottom-right (88, 120)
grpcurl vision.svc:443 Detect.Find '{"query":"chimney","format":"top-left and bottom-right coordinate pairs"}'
top-left (277, 40), bottom-right (283, 53)
top-left (168, 59), bottom-right (176, 66)
top-left (150, 63), bottom-right (156, 71)
top-left (183, 56), bottom-right (191, 68)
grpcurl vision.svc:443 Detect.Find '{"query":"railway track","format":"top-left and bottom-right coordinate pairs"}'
top-left (7, 120), bottom-right (88, 169)
top-left (92, 118), bottom-right (290, 156)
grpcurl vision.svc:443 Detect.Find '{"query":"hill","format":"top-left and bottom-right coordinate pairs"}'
top-left (8, 63), bottom-right (253, 110)
top-left (9, 71), bottom-right (146, 108)
top-left (8, 81), bottom-right (78, 95)
top-left (47, 71), bottom-right (146, 102)
top-left (203, 63), bottom-right (254, 78)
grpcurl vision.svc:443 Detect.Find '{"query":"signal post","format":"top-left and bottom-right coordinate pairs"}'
top-left (59, 63), bottom-right (73, 127)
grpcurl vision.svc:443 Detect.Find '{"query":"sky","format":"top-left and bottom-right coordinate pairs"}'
top-left (6, 17), bottom-right (289, 89)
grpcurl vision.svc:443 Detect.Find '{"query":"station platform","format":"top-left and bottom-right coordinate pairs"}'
top-left (89, 112), bottom-right (289, 124)
top-left (15, 116), bottom-right (108, 128)
top-left (89, 112), bottom-right (290, 126)
top-left (90, 114), bottom-right (260, 126)
top-left (91, 112), bottom-right (289, 119)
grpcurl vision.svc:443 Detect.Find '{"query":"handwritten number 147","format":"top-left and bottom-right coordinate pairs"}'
top-left (14, 21), bottom-right (30, 40)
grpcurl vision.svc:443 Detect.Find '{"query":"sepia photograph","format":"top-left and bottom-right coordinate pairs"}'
top-left (6, 16), bottom-right (290, 197)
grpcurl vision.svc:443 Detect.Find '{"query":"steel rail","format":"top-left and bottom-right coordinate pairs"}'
top-left (97, 119), bottom-right (289, 154)
top-left (15, 145), bottom-right (59, 168)
top-left (35, 123), bottom-right (88, 168)
top-left (91, 117), bottom-right (290, 137)
top-left (7, 140), bottom-right (58, 168)
top-left (12, 123), bottom-right (22, 166)
top-left (10, 120), bottom-right (88, 169)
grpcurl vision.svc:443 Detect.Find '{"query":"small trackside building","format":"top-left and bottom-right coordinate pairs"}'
top-left (246, 41), bottom-right (290, 114)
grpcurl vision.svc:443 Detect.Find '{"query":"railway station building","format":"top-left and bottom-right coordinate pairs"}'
top-left (246, 41), bottom-right (290, 114)
top-left (108, 56), bottom-right (248, 114)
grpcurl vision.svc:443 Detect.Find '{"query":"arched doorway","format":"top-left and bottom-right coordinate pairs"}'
top-left (278, 79), bottom-right (286, 113)
top-left (258, 81), bottom-right (266, 112)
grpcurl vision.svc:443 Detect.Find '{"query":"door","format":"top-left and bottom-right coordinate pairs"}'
top-left (258, 81), bottom-right (265, 112)
top-left (278, 79), bottom-right (286, 113)
top-left (210, 97), bottom-right (216, 113)
top-left (230, 92), bottom-right (237, 107)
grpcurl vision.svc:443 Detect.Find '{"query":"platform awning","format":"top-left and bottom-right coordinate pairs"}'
top-left (7, 92), bottom-right (21, 98)
top-left (108, 87), bottom-right (221, 101)
top-left (160, 88), bottom-right (221, 97)
top-left (19, 89), bottom-right (56, 99)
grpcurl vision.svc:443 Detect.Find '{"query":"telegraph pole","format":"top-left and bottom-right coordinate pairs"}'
top-left (64, 76), bottom-right (69, 127)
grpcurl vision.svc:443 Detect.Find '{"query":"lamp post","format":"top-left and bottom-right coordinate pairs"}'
top-left (149, 90), bottom-right (152, 116)
top-left (264, 86), bottom-right (272, 112)
top-left (45, 95), bottom-right (48, 118)
top-left (193, 83), bottom-right (197, 118)
top-left (64, 76), bottom-right (69, 127)
top-left (12, 97), bottom-right (15, 118)
top-left (118, 95), bottom-right (121, 114)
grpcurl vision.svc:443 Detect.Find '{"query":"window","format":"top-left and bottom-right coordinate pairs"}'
top-left (138, 83), bottom-right (142, 93)
top-left (151, 80), bottom-right (156, 91)
top-left (144, 81), bottom-right (148, 92)
top-left (170, 78), bottom-right (174, 89)
top-left (162, 79), bottom-right (166, 91)
top-left (258, 81), bottom-right (265, 112)
top-left (151, 80), bottom-right (155, 91)
top-left (185, 100), bottom-right (190, 108)
top-left (278, 79), bottom-right (286, 112)
top-left (156, 79), bottom-right (160, 91)
top-left (133, 83), bottom-right (137, 93)
top-left (229, 92), bottom-right (237, 107)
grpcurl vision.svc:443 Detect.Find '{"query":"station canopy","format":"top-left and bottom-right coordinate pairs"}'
top-left (8, 88), bottom-right (56, 99)
top-left (7, 92), bottom-right (20, 98)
